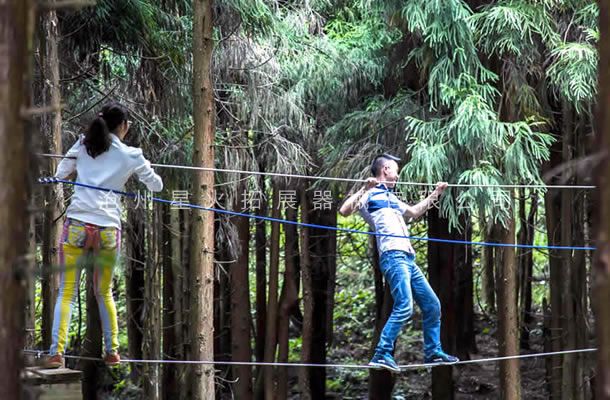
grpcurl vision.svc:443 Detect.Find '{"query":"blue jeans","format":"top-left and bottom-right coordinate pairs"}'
top-left (375, 250), bottom-right (442, 359)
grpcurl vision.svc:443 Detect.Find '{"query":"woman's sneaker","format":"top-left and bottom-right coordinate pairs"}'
top-left (43, 354), bottom-right (64, 369)
top-left (104, 352), bottom-right (121, 366)
top-left (368, 353), bottom-right (401, 373)
top-left (424, 351), bottom-right (459, 364)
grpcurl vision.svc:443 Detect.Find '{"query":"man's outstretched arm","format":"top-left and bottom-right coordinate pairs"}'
top-left (339, 178), bottom-right (378, 216)
top-left (403, 182), bottom-right (448, 220)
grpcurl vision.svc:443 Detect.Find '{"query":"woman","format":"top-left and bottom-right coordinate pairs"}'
top-left (45, 102), bottom-right (163, 368)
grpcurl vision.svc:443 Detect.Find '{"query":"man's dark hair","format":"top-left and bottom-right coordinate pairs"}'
top-left (371, 153), bottom-right (401, 176)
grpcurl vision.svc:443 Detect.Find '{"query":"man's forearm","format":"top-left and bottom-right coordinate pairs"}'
top-left (339, 186), bottom-right (368, 216)
top-left (405, 193), bottom-right (439, 219)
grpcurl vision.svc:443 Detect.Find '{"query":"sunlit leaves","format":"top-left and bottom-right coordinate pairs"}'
top-left (472, 1), bottom-right (559, 58)
top-left (547, 42), bottom-right (597, 112)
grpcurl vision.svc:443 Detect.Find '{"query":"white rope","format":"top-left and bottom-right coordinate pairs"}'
top-left (23, 347), bottom-right (597, 370)
top-left (149, 163), bottom-right (596, 190)
top-left (399, 347), bottom-right (597, 370)
top-left (35, 153), bottom-right (596, 190)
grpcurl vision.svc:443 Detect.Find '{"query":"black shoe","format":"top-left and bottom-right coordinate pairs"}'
top-left (424, 351), bottom-right (459, 364)
top-left (368, 353), bottom-right (401, 373)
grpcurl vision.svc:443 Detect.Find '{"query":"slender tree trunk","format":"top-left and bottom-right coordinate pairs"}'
top-left (180, 208), bottom-right (191, 400)
top-left (573, 121), bottom-right (590, 399)
top-left (213, 220), bottom-right (231, 399)
top-left (368, 237), bottom-right (396, 400)
top-left (560, 101), bottom-right (577, 400)
top-left (171, 207), bottom-right (186, 398)
top-left (326, 205), bottom-right (338, 348)
top-left (162, 203), bottom-right (179, 400)
top-left (277, 203), bottom-right (300, 399)
top-left (497, 200), bottom-right (520, 400)
top-left (518, 190), bottom-right (537, 350)
top-left (231, 188), bottom-right (253, 400)
top-left (26, 194), bottom-right (37, 353)
top-left (299, 189), bottom-right (313, 400)
top-left (264, 184), bottom-right (281, 399)
top-left (254, 172), bottom-right (267, 400)
top-left (308, 205), bottom-right (335, 399)
top-left (190, 0), bottom-right (216, 397)
top-left (144, 202), bottom-right (162, 400)
top-left (594, 2), bottom-right (610, 397)
top-left (481, 217), bottom-right (497, 313)
top-left (428, 209), bottom-right (472, 400)
top-left (81, 273), bottom-right (102, 400)
top-left (126, 207), bottom-right (145, 381)
top-left (0, 1), bottom-right (31, 396)
top-left (456, 220), bottom-right (476, 354)
top-left (40, 5), bottom-right (63, 350)
top-left (545, 140), bottom-right (563, 398)
top-left (543, 297), bottom-right (553, 394)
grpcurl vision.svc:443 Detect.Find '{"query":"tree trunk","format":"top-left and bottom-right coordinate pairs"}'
top-left (0, 1), bottom-right (31, 396)
top-left (213, 224), bottom-right (231, 395)
top-left (368, 237), bottom-right (396, 400)
top-left (190, 0), bottom-right (216, 397)
top-left (126, 207), bottom-right (145, 381)
top-left (231, 189), bottom-right (253, 400)
top-left (326, 205), bottom-right (338, 348)
top-left (299, 189), bottom-right (313, 400)
top-left (428, 208), bottom-right (472, 400)
top-left (172, 207), bottom-right (187, 398)
top-left (144, 202), bottom-right (162, 400)
top-left (263, 184), bottom-right (281, 399)
top-left (545, 139), bottom-right (563, 398)
top-left (254, 172), bottom-right (267, 400)
top-left (180, 208), bottom-right (191, 400)
top-left (496, 202), bottom-right (520, 400)
top-left (277, 203), bottom-right (300, 400)
top-left (308, 205), bottom-right (336, 399)
top-left (456, 220), bottom-right (476, 354)
top-left (481, 217), bottom-right (496, 313)
top-left (81, 273), bottom-right (102, 400)
top-left (560, 101), bottom-right (577, 400)
top-left (573, 120), bottom-right (590, 399)
top-left (40, 5), bottom-right (63, 351)
top-left (518, 190), bottom-right (537, 350)
top-left (162, 203), bottom-right (180, 400)
top-left (26, 194), bottom-right (37, 353)
top-left (594, 1), bottom-right (610, 397)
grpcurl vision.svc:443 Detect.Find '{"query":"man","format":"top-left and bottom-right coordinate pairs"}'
top-left (339, 154), bottom-right (459, 372)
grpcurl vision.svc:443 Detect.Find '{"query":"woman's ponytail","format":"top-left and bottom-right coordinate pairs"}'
top-left (84, 102), bottom-right (128, 158)
top-left (84, 115), bottom-right (111, 158)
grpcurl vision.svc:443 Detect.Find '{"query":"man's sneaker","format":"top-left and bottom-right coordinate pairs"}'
top-left (104, 352), bottom-right (121, 366)
top-left (43, 354), bottom-right (64, 369)
top-left (368, 353), bottom-right (401, 373)
top-left (424, 351), bottom-right (459, 364)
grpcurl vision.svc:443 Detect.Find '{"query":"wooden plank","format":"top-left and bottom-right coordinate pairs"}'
top-left (22, 367), bottom-right (82, 400)
top-left (23, 367), bottom-right (82, 385)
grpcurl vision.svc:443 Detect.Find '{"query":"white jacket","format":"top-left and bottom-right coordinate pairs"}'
top-left (55, 134), bottom-right (163, 228)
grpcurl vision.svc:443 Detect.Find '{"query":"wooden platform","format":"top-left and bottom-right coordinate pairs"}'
top-left (22, 367), bottom-right (82, 400)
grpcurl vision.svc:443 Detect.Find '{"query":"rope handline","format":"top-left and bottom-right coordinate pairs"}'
top-left (35, 154), bottom-right (596, 190)
top-left (38, 178), bottom-right (596, 251)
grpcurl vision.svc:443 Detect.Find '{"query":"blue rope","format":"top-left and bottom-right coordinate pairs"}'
top-left (39, 177), bottom-right (596, 251)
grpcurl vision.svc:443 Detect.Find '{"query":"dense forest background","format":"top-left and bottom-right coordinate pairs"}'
top-left (1, 0), bottom-right (609, 399)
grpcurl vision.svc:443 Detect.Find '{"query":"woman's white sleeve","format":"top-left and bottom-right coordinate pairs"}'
top-left (54, 138), bottom-right (81, 179)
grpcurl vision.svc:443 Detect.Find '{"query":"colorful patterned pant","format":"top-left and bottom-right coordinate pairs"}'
top-left (50, 218), bottom-right (121, 355)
